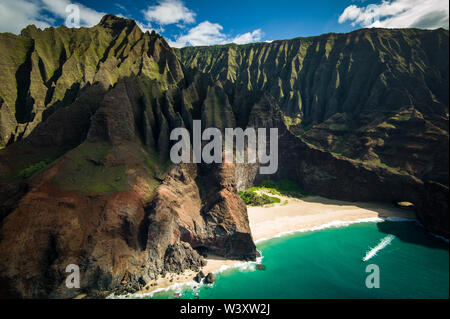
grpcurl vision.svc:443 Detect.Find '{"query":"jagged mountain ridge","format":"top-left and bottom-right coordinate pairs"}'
top-left (0, 15), bottom-right (259, 298)
top-left (0, 15), bottom-right (448, 298)
top-left (178, 28), bottom-right (449, 184)
top-left (0, 14), bottom-right (184, 148)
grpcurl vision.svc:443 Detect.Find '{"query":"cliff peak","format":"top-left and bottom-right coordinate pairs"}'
top-left (97, 14), bottom-right (137, 31)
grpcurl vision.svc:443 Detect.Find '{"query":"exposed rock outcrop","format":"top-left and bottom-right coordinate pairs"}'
top-left (416, 181), bottom-right (449, 238)
top-left (0, 21), bottom-right (258, 297)
top-left (179, 29), bottom-right (449, 237)
top-left (0, 15), bottom-right (184, 148)
top-left (205, 273), bottom-right (216, 284)
top-left (179, 28), bottom-right (449, 191)
top-left (0, 15), bottom-right (448, 299)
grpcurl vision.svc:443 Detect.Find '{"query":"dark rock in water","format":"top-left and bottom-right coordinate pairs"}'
top-left (193, 274), bottom-right (201, 283)
top-left (205, 273), bottom-right (216, 284)
top-left (194, 271), bottom-right (205, 283)
top-left (256, 264), bottom-right (266, 271)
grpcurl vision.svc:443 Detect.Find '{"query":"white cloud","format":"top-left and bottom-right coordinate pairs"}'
top-left (114, 3), bottom-right (127, 12)
top-left (143, 0), bottom-right (196, 26)
top-left (232, 29), bottom-right (263, 45)
top-left (168, 21), bottom-right (226, 47)
top-left (0, 0), bottom-right (51, 34)
top-left (0, 0), bottom-right (263, 48)
top-left (0, 0), bottom-right (105, 34)
top-left (339, 0), bottom-right (449, 29)
top-left (41, 0), bottom-right (104, 27)
top-left (168, 21), bottom-right (264, 48)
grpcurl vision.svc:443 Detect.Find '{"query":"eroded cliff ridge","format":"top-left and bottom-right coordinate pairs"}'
top-left (0, 15), bottom-right (448, 298)
top-left (178, 28), bottom-right (449, 237)
top-left (0, 15), bottom-right (258, 298)
top-left (178, 28), bottom-right (449, 185)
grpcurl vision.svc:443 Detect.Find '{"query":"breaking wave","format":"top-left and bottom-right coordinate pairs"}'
top-left (255, 217), bottom-right (386, 244)
top-left (107, 253), bottom-right (264, 299)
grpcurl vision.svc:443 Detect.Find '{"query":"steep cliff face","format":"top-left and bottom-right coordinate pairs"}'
top-left (0, 14), bottom-right (184, 148)
top-left (0, 15), bottom-right (448, 298)
top-left (178, 28), bottom-right (449, 184)
top-left (0, 16), bottom-right (258, 298)
top-left (178, 28), bottom-right (449, 237)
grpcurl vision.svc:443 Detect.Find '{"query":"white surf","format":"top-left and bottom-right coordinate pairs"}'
top-left (362, 235), bottom-right (395, 262)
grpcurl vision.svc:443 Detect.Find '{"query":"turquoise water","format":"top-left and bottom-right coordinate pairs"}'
top-left (149, 221), bottom-right (449, 299)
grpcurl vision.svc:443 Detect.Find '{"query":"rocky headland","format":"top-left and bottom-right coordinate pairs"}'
top-left (0, 15), bottom-right (448, 298)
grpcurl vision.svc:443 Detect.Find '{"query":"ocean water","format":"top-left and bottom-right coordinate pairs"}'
top-left (149, 221), bottom-right (449, 299)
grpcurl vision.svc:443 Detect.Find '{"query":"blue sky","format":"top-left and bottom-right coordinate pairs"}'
top-left (0, 0), bottom-right (448, 47)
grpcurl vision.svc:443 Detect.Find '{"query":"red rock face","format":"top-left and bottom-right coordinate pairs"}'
top-left (0, 158), bottom-right (258, 298)
top-left (246, 94), bottom-right (448, 238)
top-left (0, 15), bottom-right (448, 298)
top-left (0, 69), bottom-right (259, 298)
top-left (0, 152), bottom-right (150, 298)
top-left (144, 162), bottom-right (258, 262)
top-left (195, 162), bottom-right (257, 260)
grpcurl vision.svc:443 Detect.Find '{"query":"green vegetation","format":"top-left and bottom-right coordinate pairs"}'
top-left (17, 158), bottom-right (53, 179)
top-left (239, 190), bottom-right (281, 206)
top-left (350, 156), bottom-right (410, 176)
top-left (257, 179), bottom-right (310, 198)
top-left (144, 149), bottom-right (173, 180)
top-left (283, 115), bottom-right (302, 130)
top-left (239, 179), bottom-right (310, 206)
top-left (301, 121), bottom-right (316, 131)
top-left (51, 142), bottom-right (129, 194)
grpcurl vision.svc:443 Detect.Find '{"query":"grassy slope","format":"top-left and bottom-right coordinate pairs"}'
top-left (239, 179), bottom-right (310, 206)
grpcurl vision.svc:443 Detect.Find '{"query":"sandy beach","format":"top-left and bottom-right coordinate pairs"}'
top-left (124, 193), bottom-right (415, 298)
top-left (248, 194), bottom-right (415, 243)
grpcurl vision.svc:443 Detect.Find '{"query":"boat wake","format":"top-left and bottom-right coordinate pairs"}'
top-left (362, 235), bottom-right (395, 262)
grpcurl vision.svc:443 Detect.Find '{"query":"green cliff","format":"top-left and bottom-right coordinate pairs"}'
top-left (0, 15), bottom-right (448, 298)
top-left (0, 14), bottom-right (184, 147)
top-left (178, 28), bottom-right (449, 184)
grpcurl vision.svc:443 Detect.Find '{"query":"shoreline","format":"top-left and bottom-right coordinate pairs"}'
top-left (247, 194), bottom-right (415, 243)
top-left (110, 195), bottom-right (415, 299)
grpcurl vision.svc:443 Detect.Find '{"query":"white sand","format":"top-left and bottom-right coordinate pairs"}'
top-left (247, 194), bottom-right (414, 242)
top-left (123, 194), bottom-right (415, 298)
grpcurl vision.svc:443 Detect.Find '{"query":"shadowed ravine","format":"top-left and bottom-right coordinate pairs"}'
top-left (0, 15), bottom-right (448, 298)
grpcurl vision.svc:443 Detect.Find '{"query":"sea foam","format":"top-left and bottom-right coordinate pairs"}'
top-left (107, 253), bottom-right (264, 299)
top-left (109, 216), bottom-right (430, 299)
top-left (362, 235), bottom-right (395, 262)
top-left (254, 217), bottom-right (386, 244)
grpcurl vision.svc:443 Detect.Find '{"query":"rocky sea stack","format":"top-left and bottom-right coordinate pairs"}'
top-left (0, 15), bottom-right (448, 298)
